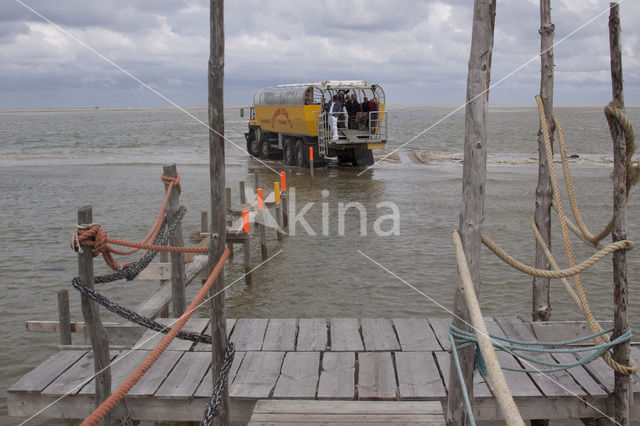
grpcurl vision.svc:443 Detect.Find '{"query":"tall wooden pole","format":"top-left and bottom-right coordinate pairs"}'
top-left (532, 0), bottom-right (555, 324)
top-left (447, 1), bottom-right (495, 424)
top-left (209, 0), bottom-right (230, 424)
top-left (609, 3), bottom-right (630, 424)
top-left (163, 164), bottom-right (186, 317)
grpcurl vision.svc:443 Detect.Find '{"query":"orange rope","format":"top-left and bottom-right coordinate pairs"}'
top-left (80, 247), bottom-right (229, 426)
top-left (72, 174), bottom-right (190, 270)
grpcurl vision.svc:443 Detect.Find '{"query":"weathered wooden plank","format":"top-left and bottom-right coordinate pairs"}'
top-left (154, 351), bottom-right (211, 398)
top-left (317, 352), bottom-right (355, 400)
top-left (262, 319), bottom-right (297, 351)
top-left (361, 318), bottom-right (400, 351)
top-left (357, 352), bottom-right (397, 400)
top-left (248, 413), bottom-right (444, 424)
top-left (230, 351), bottom-right (285, 399)
top-left (273, 352), bottom-right (320, 398)
top-left (297, 318), bottom-right (327, 351)
top-left (134, 318), bottom-right (209, 351)
top-left (78, 349), bottom-right (148, 395)
top-left (530, 321), bottom-right (614, 344)
top-left (230, 318), bottom-right (268, 351)
top-left (579, 345), bottom-right (640, 396)
top-left (393, 318), bottom-right (442, 351)
top-left (127, 350), bottom-right (183, 397)
top-left (396, 351), bottom-right (446, 399)
top-left (42, 350), bottom-right (119, 396)
top-left (434, 351), bottom-right (492, 398)
top-left (192, 318), bottom-right (237, 351)
top-left (495, 316), bottom-right (584, 397)
top-left (482, 318), bottom-right (542, 398)
top-left (330, 318), bottom-right (363, 351)
top-left (428, 317), bottom-right (452, 351)
top-left (194, 351), bottom-right (246, 398)
top-left (8, 350), bottom-right (87, 393)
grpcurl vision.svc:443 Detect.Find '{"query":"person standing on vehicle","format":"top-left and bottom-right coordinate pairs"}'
top-left (329, 95), bottom-right (341, 141)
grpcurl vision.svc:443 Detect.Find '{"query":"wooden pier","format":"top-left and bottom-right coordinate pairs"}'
top-left (8, 316), bottom-right (640, 424)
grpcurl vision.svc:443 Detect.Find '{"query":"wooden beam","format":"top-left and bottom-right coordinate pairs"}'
top-left (57, 289), bottom-right (72, 345)
top-left (448, 1), bottom-right (495, 425)
top-left (609, 3), bottom-right (630, 425)
top-left (209, 0), bottom-right (230, 424)
top-left (163, 163), bottom-right (186, 317)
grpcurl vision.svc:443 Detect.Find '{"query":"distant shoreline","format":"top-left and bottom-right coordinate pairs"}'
top-left (1, 104), bottom-right (638, 113)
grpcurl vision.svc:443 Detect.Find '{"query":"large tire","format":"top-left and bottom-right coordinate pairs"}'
top-left (353, 148), bottom-right (374, 166)
top-left (247, 132), bottom-right (260, 157)
top-left (283, 140), bottom-right (296, 166)
top-left (258, 135), bottom-right (270, 159)
top-left (295, 140), bottom-right (308, 168)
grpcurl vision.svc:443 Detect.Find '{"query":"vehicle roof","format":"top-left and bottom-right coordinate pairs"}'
top-left (276, 80), bottom-right (379, 90)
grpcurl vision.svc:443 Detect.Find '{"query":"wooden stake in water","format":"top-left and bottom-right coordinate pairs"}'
top-left (57, 289), bottom-right (72, 345)
top-left (280, 172), bottom-right (288, 227)
top-left (163, 163), bottom-right (186, 317)
top-left (309, 146), bottom-right (315, 178)
top-left (257, 188), bottom-right (267, 259)
top-left (242, 210), bottom-right (252, 284)
top-left (275, 181), bottom-right (283, 242)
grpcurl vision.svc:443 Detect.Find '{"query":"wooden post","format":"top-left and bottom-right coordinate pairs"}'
top-left (201, 211), bottom-right (209, 234)
top-left (532, 0), bottom-right (555, 325)
top-left (57, 289), bottom-right (72, 345)
top-left (309, 146), bottom-right (315, 179)
top-left (447, 1), bottom-right (495, 425)
top-left (239, 181), bottom-right (247, 204)
top-left (159, 250), bottom-right (169, 318)
top-left (281, 172), bottom-right (288, 227)
top-left (78, 206), bottom-right (126, 424)
top-left (609, 3), bottom-right (630, 424)
top-left (257, 188), bottom-right (268, 260)
top-left (275, 182), bottom-right (283, 242)
top-left (226, 187), bottom-right (231, 213)
top-left (208, 0), bottom-right (230, 423)
top-left (163, 164), bottom-right (186, 317)
top-left (224, 189), bottom-right (234, 259)
top-left (253, 171), bottom-right (259, 193)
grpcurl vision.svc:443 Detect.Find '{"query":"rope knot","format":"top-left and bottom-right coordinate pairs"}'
top-left (72, 224), bottom-right (104, 256)
top-left (161, 173), bottom-right (182, 194)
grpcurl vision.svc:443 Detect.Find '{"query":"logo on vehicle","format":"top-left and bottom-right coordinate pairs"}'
top-left (271, 108), bottom-right (294, 129)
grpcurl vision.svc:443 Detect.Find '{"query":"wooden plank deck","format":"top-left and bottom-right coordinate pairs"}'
top-left (8, 317), bottom-right (640, 424)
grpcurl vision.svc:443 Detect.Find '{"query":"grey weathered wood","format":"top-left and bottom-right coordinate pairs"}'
top-left (258, 210), bottom-right (268, 260)
top-left (609, 4), bottom-right (631, 424)
top-left (318, 352), bottom-right (355, 399)
top-left (239, 181), bottom-right (247, 204)
top-left (155, 351), bottom-right (211, 398)
top-left (357, 352), bottom-right (397, 399)
top-left (273, 352), bottom-right (320, 398)
top-left (195, 351), bottom-right (246, 398)
top-left (230, 318), bottom-right (268, 351)
top-left (42, 350), bottom-right (118, 396)
top-left (201, 211), bottom-right (209, 233)
top-left (57, 289), bottom-right (72, 345)
top-left (230, 351), bottom-right (285, 398)
top-left (297, 318), bottom-right (327, 351)
top-left (531, 321), bottom-right (614, 344)
top-left (330, 318), bottom-right (363, 351)
top-left (434, 351), bottom-right (492, 398)
top-left (393, 318), bottom-right (442, 351)
top-left (159, 250), bottom-right (170, 318)
top-left (494, 316), bottom-right (583, 397)
top-left (127, 350), bottom-right (183, 397)
top-left (448, 1), bottom-right (495, 423)
top-left (163, 164), bottom-right (186, 317)
top-left (262, 319), bottom-right (297, 351)
top-left (532, 0), bottom-right (555, 323)
top-left (275, 202), bottom-right (283, 242)
top-left (396, 351), bottom-right (446, 399)
top-left (361, 318), bottom-right (400, 351)
top-left (428, 317), bottom-right (452, 351)
top-left (193, 318), bottom-right (236, 351)
top-left (134, 318), bottom-right (208, 351)
top-left (8, 350), bottom-right (87, 393)
top-left (243, 237), bottom-right (252, 284)
top-left (281, 190), bottom-right (288, 228)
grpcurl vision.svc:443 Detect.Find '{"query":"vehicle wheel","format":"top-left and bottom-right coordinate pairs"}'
top-left (258, 135), bottom-right (270, 159)
top-left (295, 140), bottom-right (308, 168)
top-left (247, 132), bottom-right (260, 157)
top-left (283, 140), bottom-right (296, 166)
top-left (353, 148), bottom-right (374, 166)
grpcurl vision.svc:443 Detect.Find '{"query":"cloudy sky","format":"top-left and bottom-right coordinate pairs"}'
top-left (1, 0), bottom-right (638, 109)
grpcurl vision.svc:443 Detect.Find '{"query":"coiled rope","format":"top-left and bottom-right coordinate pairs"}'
top-left (80, 247), bottom-right (230, 426)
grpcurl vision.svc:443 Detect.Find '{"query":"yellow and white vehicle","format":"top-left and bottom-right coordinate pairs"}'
top-left (244, 80), bottom-right (387, 166)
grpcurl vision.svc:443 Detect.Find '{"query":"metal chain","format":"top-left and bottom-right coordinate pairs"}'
top-left (202, 343), bottom-right (235, 426)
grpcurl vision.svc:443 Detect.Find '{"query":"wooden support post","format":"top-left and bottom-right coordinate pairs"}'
top-left (532, 0), bottom-right (555, 325)
top-left (609, 3), bottom-right (630, 424)
top-left (224, 190), bottom-right (234, 259)
top-left (201, 211), bottom-right (209, 234)
top-left (253, 171), bottom-right (259, 193)
top-left (257, 188), bottom-right (268, 260)
top-left (447, 1), bottom-right (495, 425)
top-left (226, 187), bottom-right (231, 213)
top-left (78, 206), bottom-right (126, 424)
top-left (159, 250), bottom-right (169, 318)
top-left (208, 0), bottom-right (230, 423)
top-left (275, 182), bottom-right (283, 242)
top-left (163, 164), bottom-right (186, 317)
top-left (57, 289), bottom-right (72, 345)
top-left (244, 237), bottom-right (252, 284)
top-left (309, 146), bottom-right (315, 179)
top-left (239, 181), bottom-right (247, 204)
top-left (280, 172), bottom-right (288, 228)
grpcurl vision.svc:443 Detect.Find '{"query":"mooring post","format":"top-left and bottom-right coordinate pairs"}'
top-left (280, 172), bottom-right (288, 227)
top-left (275, 181), bottom-right (283, 242)
top-left (77, 206), bottom-right (126, 423)
top-left (448, 1), bottom-right (495, 425)
top-left (257, 188), bottom-right (268, 260)
top-left (242, 210), bottom-right (252, 284)
top-left (239, 181), bottom-right (247, 204)
top-left (309, 146), bottom-right (315, 179)
top-left (224, 188), bottom-right (234, 259)
top-left (208, 0), bottom-right (230, 423)
top-left (57, 289), bottom-right (72, 345)
top-left (532, 0), bottom-right (555, 327)
top-left (609, 3), bottom-right (630, 424)
top-left (163, 164), bottom-right (186, 317)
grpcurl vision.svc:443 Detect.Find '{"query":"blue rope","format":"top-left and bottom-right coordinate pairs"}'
top-left (449, 323), bottom-right (633, 374)
top-left (449, 333), bottom-right (477, 426)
